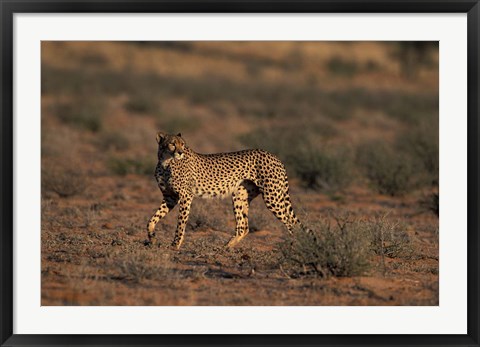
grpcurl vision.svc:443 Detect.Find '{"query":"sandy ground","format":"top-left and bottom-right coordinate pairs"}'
top-left (41, 174), bottom-right (438, 306)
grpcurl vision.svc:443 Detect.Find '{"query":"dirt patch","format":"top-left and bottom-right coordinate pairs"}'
top-left (41, 174), bottom-right (438, 306)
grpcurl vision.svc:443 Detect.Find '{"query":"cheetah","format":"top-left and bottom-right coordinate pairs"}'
top-left (146, 132), bottom-right (306, 249)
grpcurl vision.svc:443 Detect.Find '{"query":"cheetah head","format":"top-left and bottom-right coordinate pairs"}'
top-left (156, 132), bottom-right (186, 161)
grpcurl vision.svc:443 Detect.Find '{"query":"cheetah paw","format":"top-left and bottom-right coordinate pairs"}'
top-left (226, 237), bottom-right (240, 248)
top-left (169, 242), bottom-right (182, 251)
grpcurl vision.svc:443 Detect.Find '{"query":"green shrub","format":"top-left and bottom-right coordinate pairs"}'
top-left (367, 215), bottom-right (413, 258)
top-left (280, 212), bottom-right (415, 278)
top-left (78, 51), bottom-right (108, 66)
top-left (364, 59), bottom-right (381, 72)
top-left (384, 94), bottom-right (438, 125)
top-left (42, 167), bottom-right (87, 198)
top-left (108, 156), bottom-right (155, 176)
top-left (392, 42), bottom-right (438, 78)
top-left (96, 132), bottom-right (130, 151)
top-left (53, 99), bottom-right (104, 132)
top-left (419, 192), bottom-right (439, 216)
top-left (125, 94), bottom-right (159, 115)
top-left (356, 142), bottom-right (418, 196)
top-left (357, 121), bottom-right (438, 195)
top-left (327, 56), bottom-right (358, 77)
top-left (280, 216), bottom-right (371, 277)
top-left (396, 122), bottom-right (438, 185)
top-left (288, 146), bottom-right (353, 191)
top-left (109, 250), bottom-right (175, 283)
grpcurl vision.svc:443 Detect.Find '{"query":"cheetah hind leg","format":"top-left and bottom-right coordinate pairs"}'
top-left (262, 189), bottom-right (298, 234)
top-left (226, 181), bottom-right (259, 248)
top-left (280, 193), bottom-right (312, 235)
top-left (283, 193), bottom-right (303, 233)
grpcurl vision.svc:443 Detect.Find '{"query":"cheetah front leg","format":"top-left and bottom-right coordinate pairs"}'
top-left (171, 195), bottom-right (194, 249)
top-left (146, 194), bottom-right (178, 246)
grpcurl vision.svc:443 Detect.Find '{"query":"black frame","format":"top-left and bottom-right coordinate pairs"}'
top-left (1, 1), bottom-right (478, 346)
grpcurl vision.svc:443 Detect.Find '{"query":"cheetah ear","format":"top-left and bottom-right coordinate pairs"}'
top-left (156, 132), bottom-right (166, 144)
top-left (176, 133), bottom-right (182, 137)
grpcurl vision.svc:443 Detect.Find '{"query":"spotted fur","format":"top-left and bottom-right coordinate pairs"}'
top-left (147, 132), bottom-right (305, 249)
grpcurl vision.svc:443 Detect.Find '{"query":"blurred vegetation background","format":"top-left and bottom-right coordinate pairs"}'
top-left (41, 41), bottom-right (438, 199)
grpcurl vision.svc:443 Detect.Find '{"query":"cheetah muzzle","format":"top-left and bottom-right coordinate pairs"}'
top-left (146, 132), bottom-right (306, 249)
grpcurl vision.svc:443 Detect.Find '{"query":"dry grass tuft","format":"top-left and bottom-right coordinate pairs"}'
top-left (107, 249), bottom-right (175, 284)
top-left (356, 142), bottom-right (418, 196)
top-left (42, 167), bottom-right (87, 198)
top-left (367, 214), bottom-right (413, 259)
top-left (281, 214), bottom-right (372, 278)
top-left (280, 212), bottom-right (414, 278)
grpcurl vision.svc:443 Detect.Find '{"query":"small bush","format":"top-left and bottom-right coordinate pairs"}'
top-left (384, 95), bottom-right (438, 125)
top-left (96, 132), bottom-right (130, 151)
top-left (53, 99), bottom-right (104, 132)
top-left (356, 142), bottom-right (418, 196)
top-left (125, 94), bottom-right (159, 115)
top-left (392, 42), bottom-right (438, 78)
top-left (367, 215), bottom-right (412, 258)
top-left (280, 213), bottom-right (415, 278)
top-left (281, 216), bottom-right (371, 277)
top-left (78, 51), bottom-right (108, 66)
top-left (327, 56), bottom-right (358, 77)
top-left (364, 59), bottom-right (381, 72)
top-left (110, 250), bottom-right (174, 283)
top-left (419, 192), bottom-right (439, 216)
top-left (108, 156), bottom-right (155, 176)
top-left (396, 122), bottom-right (439, 186)
top-left (42, 167), bottom-right (87, 198)
top-left (288, 145), bottom-right (353, 191)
